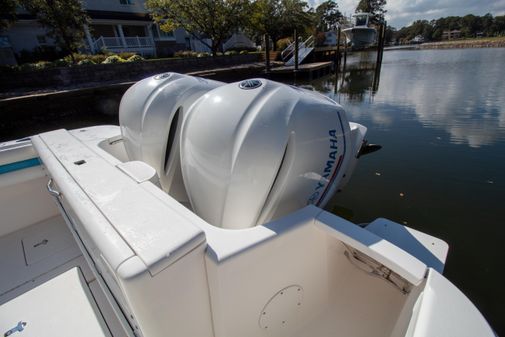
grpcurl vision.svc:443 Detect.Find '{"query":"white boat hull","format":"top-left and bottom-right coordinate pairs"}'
top-left (343, 26), bottom-right (377, 48)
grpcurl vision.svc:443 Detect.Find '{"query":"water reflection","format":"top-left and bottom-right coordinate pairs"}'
top-left (310, 48), bottom-right (505, 148)
top-left (338, 69), bottom-right (377, 100)
top-left (377, 49), bottom-right (505, 148)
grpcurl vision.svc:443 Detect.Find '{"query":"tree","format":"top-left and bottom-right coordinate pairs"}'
top-left (248, 0), bottom-right (283, 48)
top-left (395, 14), bottom-right (505, 42)
top-left (20, 0), bottom-right (90, 63)
top-left (147, 0), bottom-right (250, 56)
top-left (248, 0), bottom-right (312, 50)
top-left (481, 13), bottom-right (494, 35)
top-left (355, 0), bottom-right (386, 24)
top-left (0, 0), bottom-right (18, 31)
top-left (315, 0), bottom-right (342, 31)
top-left (461, 14), bottom-right (481, 37)
top-left (494, 15), bottom-right (505, 36)
top-left (280, 0), bottom-right (313, 35)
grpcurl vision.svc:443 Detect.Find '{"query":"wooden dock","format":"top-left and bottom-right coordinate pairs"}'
top-left (268, 61), bottom-right (333, 80)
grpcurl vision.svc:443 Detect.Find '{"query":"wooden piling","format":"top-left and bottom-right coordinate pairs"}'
top-left (265, 34), bottom-right (271, 73)
top-left (336, 26), bottom-right (341, 76)
top-left (372, 22), bottom-right (386, 92)
top-left (294, 29), bottom-right (299, 72)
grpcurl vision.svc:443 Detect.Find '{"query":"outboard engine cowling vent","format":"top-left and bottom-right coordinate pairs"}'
top-left (181, 79), bottom-right (365, 229)
top-left (119, 72), bottom-right (223, 202)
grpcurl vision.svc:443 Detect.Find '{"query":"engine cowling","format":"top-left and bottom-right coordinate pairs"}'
top-left (119, 72), bottom-right (223, 201)
top-left (180, 78), bottom-right (365, 229)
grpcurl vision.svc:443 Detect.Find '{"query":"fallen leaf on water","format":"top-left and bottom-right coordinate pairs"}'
top-left (375, 172), bottom-right (381, 176)
top-left (399, 192), bottom-right (405, 197)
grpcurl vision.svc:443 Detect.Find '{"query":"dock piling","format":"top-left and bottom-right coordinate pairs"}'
top-left (336, 26), bottom-right (341, 76)
top-left (294, 29), bottom-right (299, 72)
top-left (373, 22), bottom-right (386, 92)
top-left (264, 34), bottom-right (271, 73)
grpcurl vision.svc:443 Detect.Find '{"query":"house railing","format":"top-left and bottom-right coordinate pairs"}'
top-left (124, 36), bottom-right (153, 48)
top-left (93, 36), bottom-right (154, 52)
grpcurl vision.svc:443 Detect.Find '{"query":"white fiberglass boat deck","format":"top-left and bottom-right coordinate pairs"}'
top-left (0, 74), bottom-right (495, 337)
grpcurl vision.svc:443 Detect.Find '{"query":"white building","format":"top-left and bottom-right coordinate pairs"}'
top-left (2, 0), bottom-right (192, 59)
top-left (1, 0), bottom-right (257, 64)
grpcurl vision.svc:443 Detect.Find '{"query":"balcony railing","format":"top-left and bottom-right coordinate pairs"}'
top-left (124, 36), bottom-right (153, 48)
top-left (93, 36), bottom-right (154, 52)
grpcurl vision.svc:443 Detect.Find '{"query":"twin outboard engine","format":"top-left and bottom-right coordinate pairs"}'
top-left (119, 73), bottom-right (223, 202)
top-left (119, 74), bottom-right (367, 229)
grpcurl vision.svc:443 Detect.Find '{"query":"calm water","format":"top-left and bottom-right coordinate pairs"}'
top-left (304, 48), bottom-right (505, 334)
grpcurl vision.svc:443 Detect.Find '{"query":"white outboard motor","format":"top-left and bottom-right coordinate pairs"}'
top-left (181, 79), bottom-right (367, 229)
top-left (119, 72), bottom-right (223, 201)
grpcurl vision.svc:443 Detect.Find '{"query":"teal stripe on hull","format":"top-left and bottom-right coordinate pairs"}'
top-left (0, 157), bottom-right (41, 175)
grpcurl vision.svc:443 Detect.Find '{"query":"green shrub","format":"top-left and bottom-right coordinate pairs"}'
top-left (102, 55), bottom-right (126, 64)
top-left (239, 50), bottom-right (249, 54)
top-left (90, 54), bottom-right (107, 64)
top-left (174, 50), bottom-right (200, 58)
top-left (77, 59), bottom-right (96, 65)
top-left (276, 37), bottom-right (292, 51)
top-left (19, 63), bottom-right (36, 71)
top-left (197, 52), bottom-right (210, 58)
top-left (53, 58), bottom-right (70, 67)
top-left (118, 52), bottom-right (136, 59)
top-left (224, 50), bottom-right (238, 56)
top-left (64, 53), bottom-right (87, 64)
top-left (126, 54), bottom-right (144, 62)
top-left (32, 61), bottom-right (52, 70)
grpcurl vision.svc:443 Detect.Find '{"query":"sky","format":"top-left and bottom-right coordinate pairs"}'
top-left (307, 0), bottom-right (505, 28)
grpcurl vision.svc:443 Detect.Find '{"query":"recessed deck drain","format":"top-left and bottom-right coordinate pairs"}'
top-left (258, 285), bottom-right (303, 331)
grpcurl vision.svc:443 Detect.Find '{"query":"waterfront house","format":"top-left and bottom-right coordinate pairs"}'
top-left (2, 0), bottom-right (188, 58)
top-left (411, 35), bottom-right (425, 44)
top-left (1, 0), bottom-right (254, 64)
top-left (442, 29), bottom-right (462, 40)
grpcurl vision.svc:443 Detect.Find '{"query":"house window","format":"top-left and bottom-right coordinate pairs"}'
top-left (119, 0), bottom-right (134, 4)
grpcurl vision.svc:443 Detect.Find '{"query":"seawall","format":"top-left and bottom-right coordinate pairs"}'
top-left (0, 53), bottom-right (260, 95)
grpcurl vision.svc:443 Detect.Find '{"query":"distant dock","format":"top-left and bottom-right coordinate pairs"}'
top-left (268, 61), bottom-right (333, 80)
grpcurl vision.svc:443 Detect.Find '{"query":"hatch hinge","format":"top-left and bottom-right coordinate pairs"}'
top-left (343, 244), bottom-right (412, 294)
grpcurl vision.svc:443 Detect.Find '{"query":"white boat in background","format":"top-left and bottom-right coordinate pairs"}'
top-left (0, 73), bottom-right (495, 337)
top-left (342, 13), bottom-right (377, 49)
